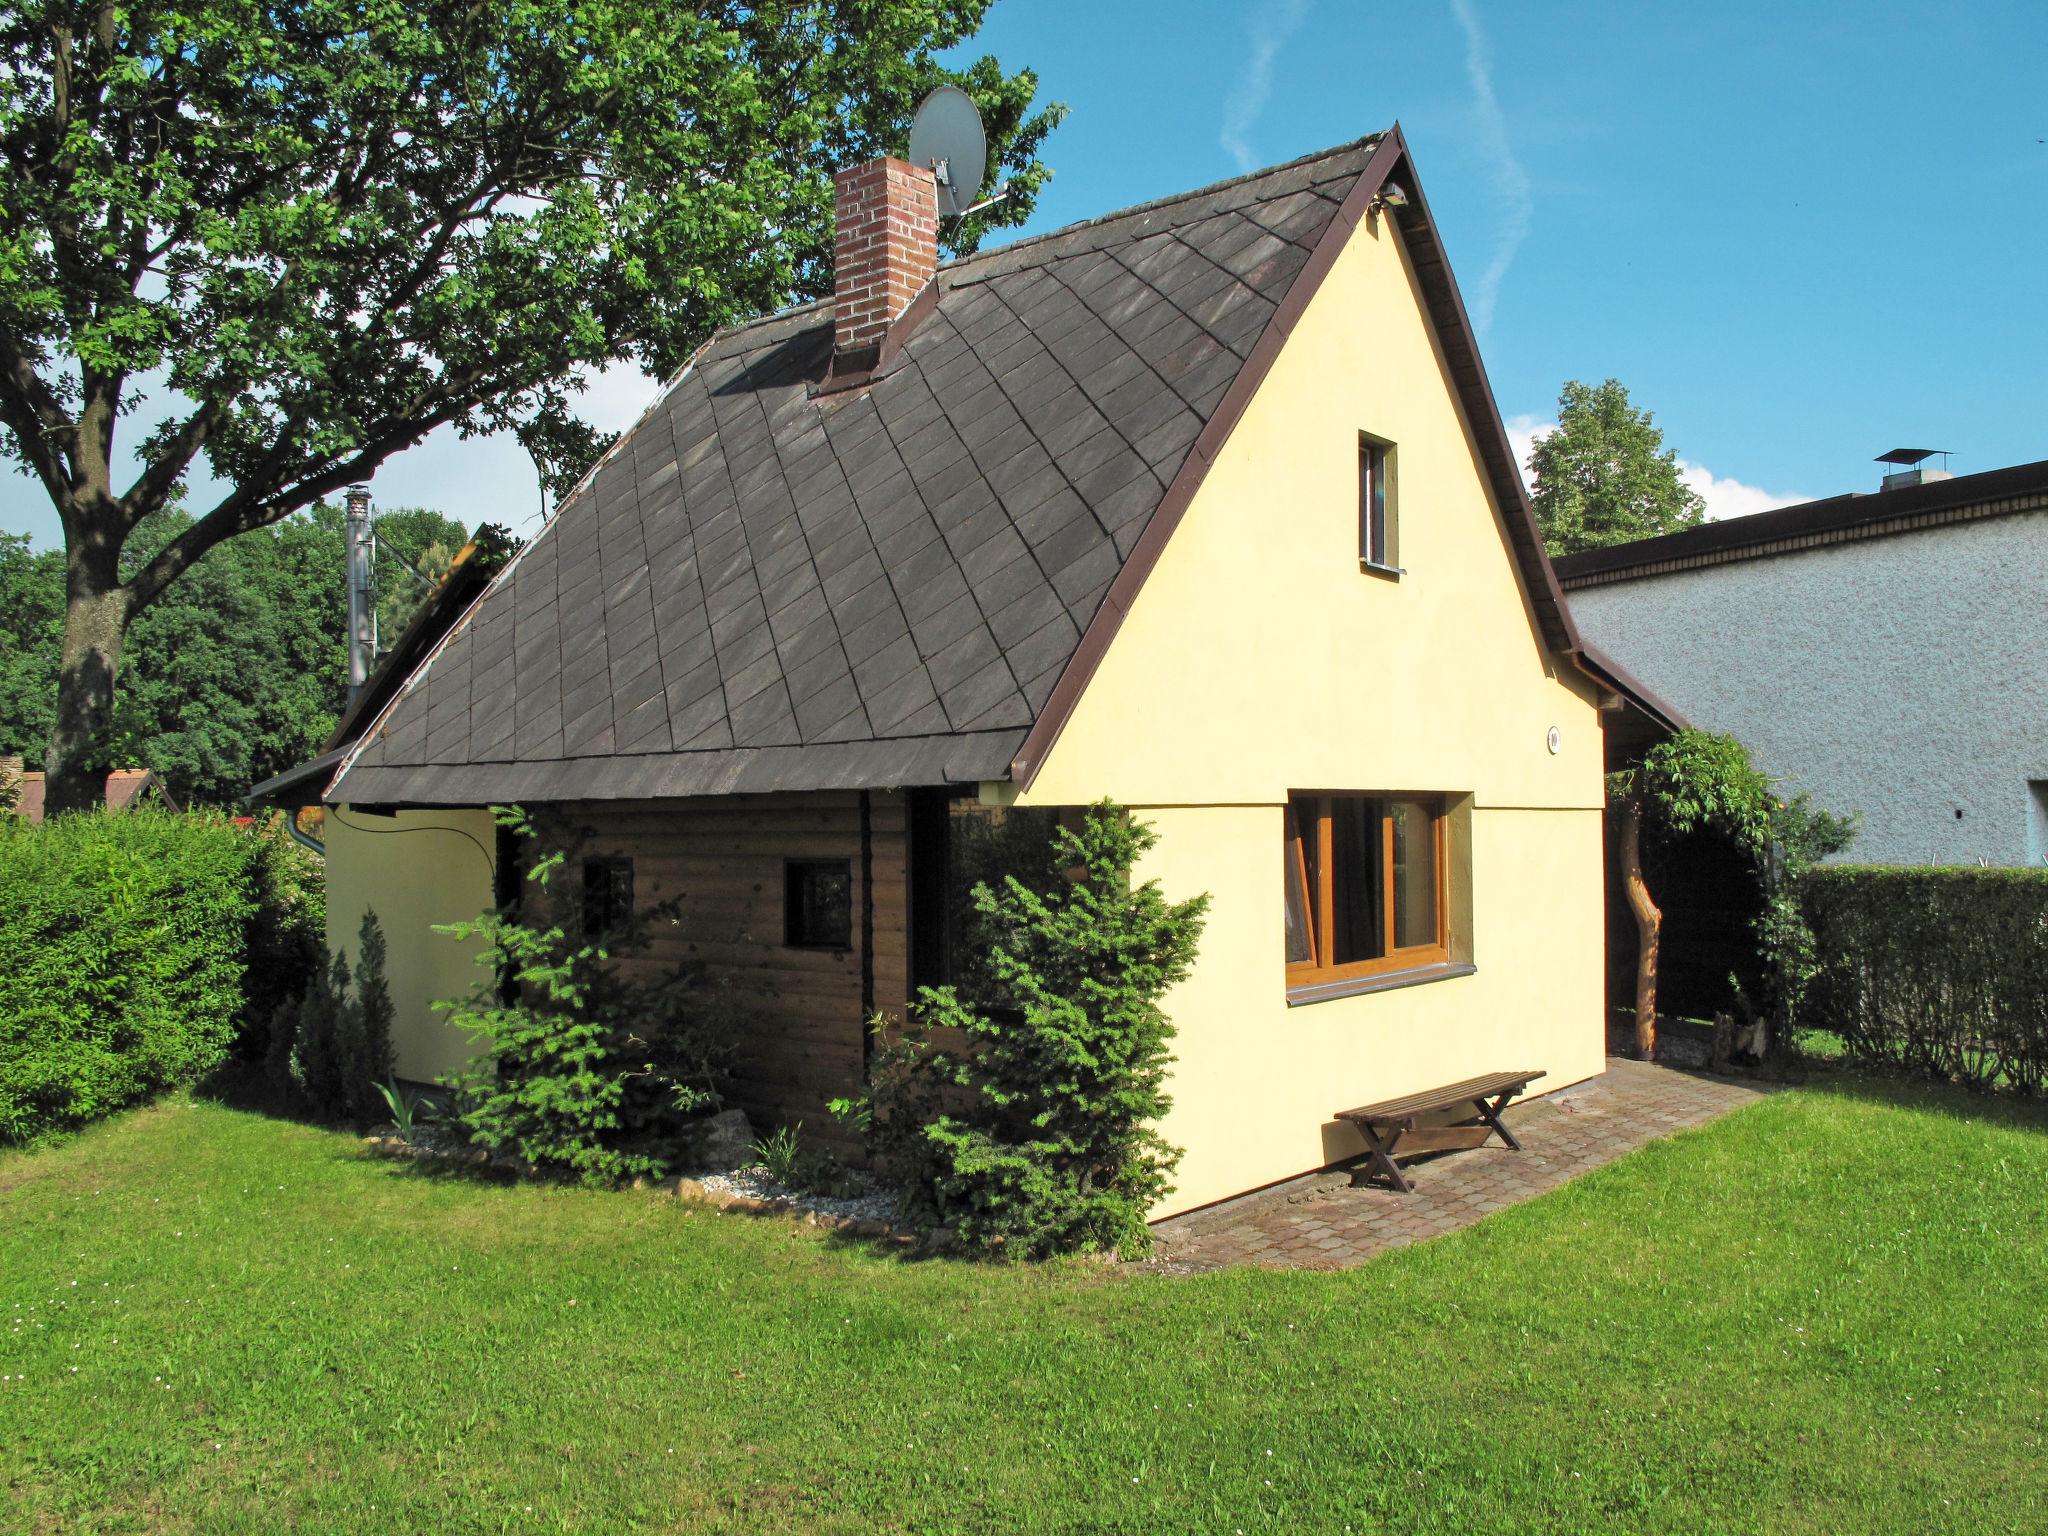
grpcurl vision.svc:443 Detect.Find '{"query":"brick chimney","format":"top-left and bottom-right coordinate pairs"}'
top-left (832, 157), bottom-right (938, 373)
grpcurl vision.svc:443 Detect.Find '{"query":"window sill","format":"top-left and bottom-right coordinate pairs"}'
top-left (1359, 558), bottom-right (1405, 581)
top-left (1287, 961), bottom-right (1475, 1007)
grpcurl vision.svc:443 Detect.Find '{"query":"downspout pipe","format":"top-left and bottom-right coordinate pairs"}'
top-left (284, 807), bottom-right (326, 858)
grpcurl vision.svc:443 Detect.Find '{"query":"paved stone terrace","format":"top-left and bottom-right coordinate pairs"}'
top-left (1144, 1058), bottom-right (1769, 1273)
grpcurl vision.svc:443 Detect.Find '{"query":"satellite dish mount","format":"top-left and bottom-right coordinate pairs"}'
top-left (908, 86), bottom-right (993, 219)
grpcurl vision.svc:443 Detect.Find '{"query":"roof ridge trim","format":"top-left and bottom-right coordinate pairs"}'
top-left (940, 132), bottom-right (1386, 274)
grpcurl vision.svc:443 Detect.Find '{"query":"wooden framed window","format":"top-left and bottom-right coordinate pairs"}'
top-left (1360, 436), bottom-right (1397, 572)
top-left (1284, 793), bottom-right (1447, 988)
top-left (784, 858), bottom-right (853, 950)
top-left (581, 856), bottom-right (634, 939)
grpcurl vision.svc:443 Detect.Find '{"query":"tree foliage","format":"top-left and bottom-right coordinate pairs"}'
top-left (1609, 728), bottom-right (1855, 1060)
top-left (1611, 727), bottom-right (1771, 853)
top-left (0, 502), bottom-right (471, 804)
top-left (0, 532), bottom-right (63, 759)
top-left (840, 803), bottom-right (1209, 1259)
top-left (0, 0), bottom-right (1060, 810)
top-left (271, 908), bottom-right (394, 1123)
top-left (1527, 379), bottom-right (1707, 556)
top-left (366, 505), bottom-right (471, 639)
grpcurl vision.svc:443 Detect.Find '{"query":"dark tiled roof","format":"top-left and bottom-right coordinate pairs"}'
top-left (1553, 457), bottom-right (2048, 588)
top-left (330, 135), bottom-right (1388, 805)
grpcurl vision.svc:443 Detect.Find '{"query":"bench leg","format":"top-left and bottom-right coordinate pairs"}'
top-left (1472, 1092), bottom-right (1523, 1152)
top-left (1348, 1123), bottom-right (1415, 1194)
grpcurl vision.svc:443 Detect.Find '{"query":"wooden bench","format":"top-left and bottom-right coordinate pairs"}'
top-left (1334, 1070), bottom-right (1545, 1193)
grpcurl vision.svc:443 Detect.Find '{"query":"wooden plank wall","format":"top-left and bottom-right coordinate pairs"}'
top-left (555, 790), bottom-right (908, 1156)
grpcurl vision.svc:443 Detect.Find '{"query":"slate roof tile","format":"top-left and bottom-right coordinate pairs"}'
top-left (335, 136), bottom-right (1384, 803)
top-left (728, 683), bottom-right (801, 747)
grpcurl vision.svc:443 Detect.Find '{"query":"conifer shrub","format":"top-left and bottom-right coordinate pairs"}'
top-left (269, 910), bottom-right (396, 1123)
top-left (838, 802), bottom-right (1209, 1259)
top-left (436, 809), bottom-right (739, 1185)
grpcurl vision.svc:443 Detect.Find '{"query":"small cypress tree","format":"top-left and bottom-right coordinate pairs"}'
top-left (274, 909), bottom-right (396, 1122)
top-left (290, 948), bottom-right (351, 1114)
top-left (355, 910), bottom-right (396, 1092)
top-left (847, 802), bottom-right (1209, 1258)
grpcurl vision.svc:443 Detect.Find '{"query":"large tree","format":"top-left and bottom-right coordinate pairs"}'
top-left (1526, 378), bottom-right (1707, 557)
top-left (0, 2), bottom-right (1058, 813)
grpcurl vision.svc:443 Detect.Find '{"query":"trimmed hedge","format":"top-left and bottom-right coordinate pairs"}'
top-left (1802, 865), bottom-right (2048, 1094)
top-left (0, 809), bottom-right (322, 1141)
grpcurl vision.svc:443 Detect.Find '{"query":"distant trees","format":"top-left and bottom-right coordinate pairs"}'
top-left (0, 534), bottom-right (63, 765)
top-left (0, 504), bottom-right (469, 807)
top-left (1527, 379), bottom-right (1706, 556)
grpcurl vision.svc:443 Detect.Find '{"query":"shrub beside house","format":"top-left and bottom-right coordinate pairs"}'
top-left (0, 809), bottom-right (322, 1142)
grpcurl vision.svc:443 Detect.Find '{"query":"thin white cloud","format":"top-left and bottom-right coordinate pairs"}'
top-left (1675, 459), bottom-right (1808, 521)
top-left (1448, 0), bottom-right (1531, 335)
top-left (1219, 0), bottom-right (1312, 175)
top-left (1506, 414), bottom-right (1808, 522)
top-left (1504, 413), bottom-right (1553, 489)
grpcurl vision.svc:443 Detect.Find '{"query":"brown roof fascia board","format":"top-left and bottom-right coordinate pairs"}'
top-left (1391, 162), bottom-right (1579, 658)
top-left (1571, 640), bottom-right (1690, 735)
top-left (1009, 125), bottom-right (1590, 789)
top-left (1005, 133), bottom-right (1406, 790)
top-left (321, 559), bottom-right (515, 804)
top-left (321, 549), bottom-right (492, 753)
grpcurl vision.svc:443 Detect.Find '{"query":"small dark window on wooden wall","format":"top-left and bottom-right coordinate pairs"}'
top-left (785, 859), bottom-right (853, 950)
top-left (581, 857), bottom-right (634, 939)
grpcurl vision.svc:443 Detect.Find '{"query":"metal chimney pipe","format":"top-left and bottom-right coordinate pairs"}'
top-left (344, 485), bottom-right (377, 705)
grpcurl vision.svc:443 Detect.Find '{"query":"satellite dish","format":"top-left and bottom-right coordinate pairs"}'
top-left (907, 86), bottom-right (986, 218)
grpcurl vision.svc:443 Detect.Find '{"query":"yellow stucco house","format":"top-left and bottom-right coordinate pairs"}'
top-left (258, 126), bottom-right (1672, 1218)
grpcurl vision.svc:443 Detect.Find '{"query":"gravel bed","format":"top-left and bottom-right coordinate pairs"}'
top-left (367, 1127), bottom-right (903, 1228)
top-left (697, 1165), bottom-right (898, 1226)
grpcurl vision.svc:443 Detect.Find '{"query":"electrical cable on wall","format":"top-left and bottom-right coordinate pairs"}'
top-left (329, 808), bottom-right (495, 880)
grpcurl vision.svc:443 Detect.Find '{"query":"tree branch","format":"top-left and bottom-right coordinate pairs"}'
top-left (122, 400), bottom-right (472, 611)
top-left (116, 396), bottom-right (226, 525)
top-left (0, 332), bottom-right (78, 512)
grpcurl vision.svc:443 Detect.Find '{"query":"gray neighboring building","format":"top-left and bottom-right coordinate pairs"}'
top-left (1555, 457), bottom-right (2048, 867)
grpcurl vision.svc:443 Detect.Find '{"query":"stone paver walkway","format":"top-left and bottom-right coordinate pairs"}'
top-left (1146, 1058), bottom-right (1768, 1272)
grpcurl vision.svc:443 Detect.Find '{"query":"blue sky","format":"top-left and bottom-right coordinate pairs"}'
top-left (5, 0), bottom-right (2043, 547)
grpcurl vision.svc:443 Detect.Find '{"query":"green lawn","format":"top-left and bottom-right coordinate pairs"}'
top-left (3, 1076), bottom-right (2044, 1535)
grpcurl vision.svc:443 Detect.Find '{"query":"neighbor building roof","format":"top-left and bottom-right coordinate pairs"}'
top-left (5, 767), bottom-right (174, 823)
top-left (1552, 457), bottom-right (2048, 590)
top-left (324, 126), bottom-right (1612, 807)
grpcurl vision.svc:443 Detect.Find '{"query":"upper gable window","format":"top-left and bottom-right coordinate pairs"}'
top-left (1359, 436), bottom-right (1398, 574)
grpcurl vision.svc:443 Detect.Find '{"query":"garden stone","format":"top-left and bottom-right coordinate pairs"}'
top-left (671, 1176), bottom-right (708, 1202)
top-left (688, 1107), bottom-right (756, 1172)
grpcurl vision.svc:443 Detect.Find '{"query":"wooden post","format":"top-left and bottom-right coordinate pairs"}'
top-left (1617, 790), bottom-right (1661, 1060)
